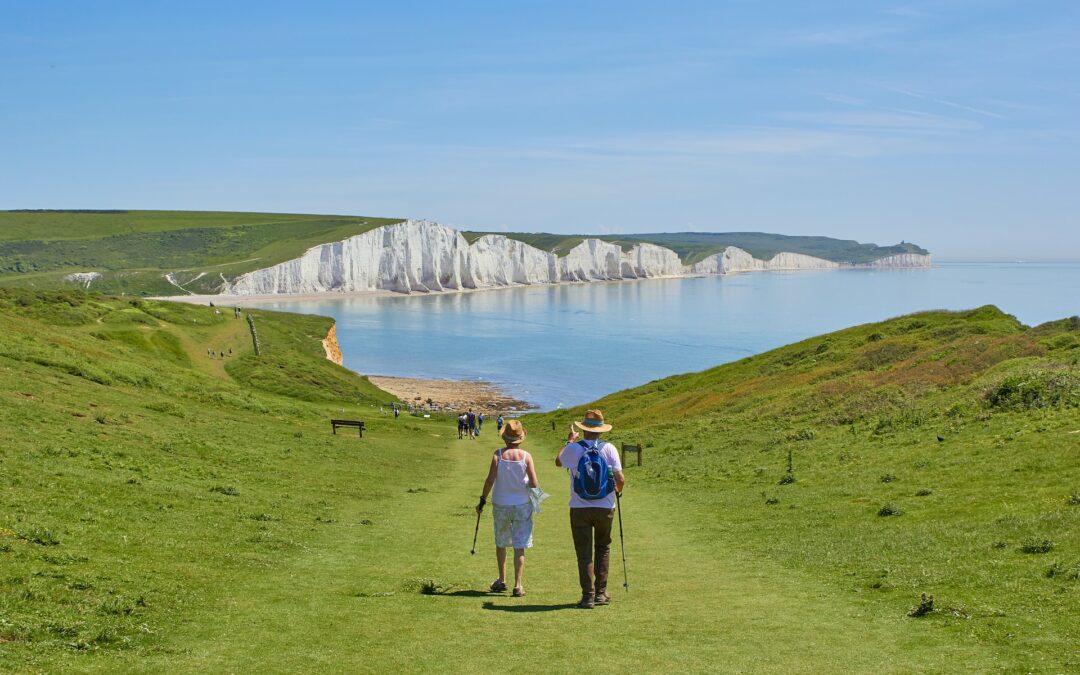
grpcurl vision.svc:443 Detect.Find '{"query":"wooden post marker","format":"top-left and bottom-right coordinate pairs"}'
top-left (621, 443), bottom-right (642, 467)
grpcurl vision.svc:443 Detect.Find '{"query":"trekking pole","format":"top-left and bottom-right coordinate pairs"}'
top-left (616, 491), bottom-right (629, 591)
top-left (469, 509), bottom-right (481, 555)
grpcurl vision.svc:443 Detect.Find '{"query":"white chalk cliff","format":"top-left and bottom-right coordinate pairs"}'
top-left (225, 220), bottom-right (930, 296)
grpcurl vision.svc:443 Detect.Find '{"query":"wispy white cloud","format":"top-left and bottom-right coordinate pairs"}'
top-left (423, 126), bottom-right (952, 164)
top-left (776, 110), bottom-right (980, 133)
top-left (786, 24), bottom-right (904, 47)
top-left (876, 84), bottom-right (1008, 119)
top-left (881, 6), bottom-right (932, 19)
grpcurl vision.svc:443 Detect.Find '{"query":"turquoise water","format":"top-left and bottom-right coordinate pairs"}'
top-left (261, 263), bottom-right (1080, 411)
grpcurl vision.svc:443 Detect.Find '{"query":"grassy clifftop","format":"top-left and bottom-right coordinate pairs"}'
top-left (0, 210), bottom-right (401, 295)
top-left (527, 305), bottom-right (1080, 668)
top-left (1, 293), bottom-right (1077, 671)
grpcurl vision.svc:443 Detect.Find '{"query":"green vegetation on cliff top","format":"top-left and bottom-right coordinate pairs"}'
top-left (0, 210), bottom-right (401, 296)
top-left (1, 290), bottom-right (1077, 672)
top-left (0, 210), bottom-right (926, 296)
top-left (464, 230), bottom-right (928, 265)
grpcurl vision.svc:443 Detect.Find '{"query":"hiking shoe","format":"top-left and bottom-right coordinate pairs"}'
top-left (594, 592), bottom-right (610, 605)
top-left (577, 595), bottom-right (595, 609)
top-left (512, 587), bottom-right (526, 597)
top-left (489, 579), bottom-right (507, 593)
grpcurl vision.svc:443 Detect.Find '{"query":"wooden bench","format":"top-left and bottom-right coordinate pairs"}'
top-left (331, 419), bottom-right (366, 437)
top-left (621, 443), bottom-right (642, 467)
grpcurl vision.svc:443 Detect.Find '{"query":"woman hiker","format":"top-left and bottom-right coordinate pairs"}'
top-left (476, 419), bottom-right (540, 597)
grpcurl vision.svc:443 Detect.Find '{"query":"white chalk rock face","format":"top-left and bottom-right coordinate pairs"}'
top-left (858, 253), bottom-right (932, 268)
top-left (558, 239), bottom-right (625, 281)
top-left (690, 247), bottom-right (842, 274)
top-left (763, 252), bottom-right (841, 271)
top-left (622, 243), bottom-right (684, 278)
top-left (228, 220), bottom-right (473, 295)
top-left (690, 247), bottom-right (761, 274)
top-left (224, 219), bottom-right (931, 296)
top-left (467, 235), bottom-right (559, 286)
top-left (64, 272), bottom-right (102, 288)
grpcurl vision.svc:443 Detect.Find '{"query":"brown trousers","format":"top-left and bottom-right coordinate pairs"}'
top-left (570, 507), bottom-right (614, 596)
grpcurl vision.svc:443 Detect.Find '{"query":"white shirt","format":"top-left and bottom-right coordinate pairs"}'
top-left (558, 440), bottom-right (622, 509)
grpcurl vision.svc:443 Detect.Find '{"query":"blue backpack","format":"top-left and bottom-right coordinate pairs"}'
top-left (573, 441), bottom-right (614, 500)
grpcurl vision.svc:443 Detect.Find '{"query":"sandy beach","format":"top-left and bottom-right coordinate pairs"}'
top-left (367, 375), bottom-right (533, 414)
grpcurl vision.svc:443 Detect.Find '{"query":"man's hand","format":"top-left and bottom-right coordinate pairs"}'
top-left (567, 425), bottom-right (580, 443)
top-left (475, 496), bottom-right (486, 515)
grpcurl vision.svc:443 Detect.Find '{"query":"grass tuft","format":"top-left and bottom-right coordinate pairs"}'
top-left (1020, 539), bottom-right (1054, 554)
top-left (877, 503), bottom-right (903, 517)
top-left (907, 593), bottom-right (935, 617)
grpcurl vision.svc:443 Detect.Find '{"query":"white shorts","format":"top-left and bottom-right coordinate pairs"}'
top-left (492, 503), bottom-right (533, 549)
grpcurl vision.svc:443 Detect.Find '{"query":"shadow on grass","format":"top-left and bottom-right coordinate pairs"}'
top-left (481, 601), bottom-right (578, 613)
top-left (438, 590), bottom-right (490, 598)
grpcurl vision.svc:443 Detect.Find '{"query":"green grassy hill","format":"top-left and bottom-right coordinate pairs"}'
top-left (527, 305), bottom-right (1080, 670)
top-left (0, 210), bottom-right (401, 296)
top-left (2, 291), bottom-right (1077, 672)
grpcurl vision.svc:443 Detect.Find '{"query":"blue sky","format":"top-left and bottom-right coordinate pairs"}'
top-left (1, 1), bottom-right (1077, 259)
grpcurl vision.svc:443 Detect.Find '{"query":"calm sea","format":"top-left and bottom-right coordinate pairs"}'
top-left (260, 262), bottom-right (1080, 411)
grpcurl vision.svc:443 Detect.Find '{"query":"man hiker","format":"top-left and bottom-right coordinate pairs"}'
top-left (466, 410), bottom-right (477, 439)
top-left (556, 409), bottom-right (625, 609)
top-left (496, 414), bottom-right (504, 432)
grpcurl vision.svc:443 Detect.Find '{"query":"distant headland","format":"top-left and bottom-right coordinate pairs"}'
top-left (0, 210), bottom-right (930, 297)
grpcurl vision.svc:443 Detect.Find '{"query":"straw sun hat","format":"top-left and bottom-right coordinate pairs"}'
top-left (500, 419), bottom-right (527, 443)
top-left (573, 409), bottom-right (612, 433)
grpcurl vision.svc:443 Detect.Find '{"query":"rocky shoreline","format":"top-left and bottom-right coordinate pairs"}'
top-left (366, 375), bottom-right (533, 414)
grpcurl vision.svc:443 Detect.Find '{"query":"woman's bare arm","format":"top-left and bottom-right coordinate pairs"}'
top-left (477, 454), bottom-right (499, 513)
top-left (525, 453), bottom-right (539, 488)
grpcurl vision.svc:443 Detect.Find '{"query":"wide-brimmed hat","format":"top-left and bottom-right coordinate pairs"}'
top-left (501, 419), bottom-right (527, 443)
top-left (573, 409), bottom-right (612, 433)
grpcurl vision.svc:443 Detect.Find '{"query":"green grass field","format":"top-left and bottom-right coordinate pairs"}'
top-left (2, 292), bottom-right (1076, 673)
top-left (0, 210), bottom-right (402, 295)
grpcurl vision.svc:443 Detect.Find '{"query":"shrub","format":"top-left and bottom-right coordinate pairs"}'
top-left (1020, 539), bottom-right (1054, 554)
top-left (209, 485), bottom-right (239, 497)
top-left (985, 371), bottom-right (1080, 411)
top-left (908, 593), bottom-right (934, 617)
top-left (1068, 493), bottom-right (1080, 506)
top-left (880, 474), bottom-right (897, 483)
top-left (419, 580), bottom-right (440, 595)
top-left (778, 474), bottom-right (796, 485)
top-left (915, 488), bottom-right (933, 496)
top-left (878, 503), bottom-right (902, 517)
top-left (786, 428), bottom-right (815, 441)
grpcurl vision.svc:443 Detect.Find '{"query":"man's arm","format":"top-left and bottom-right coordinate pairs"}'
top-left (556, 428), bottom-right (580, 467)
top-left (613, 470), bottom-right (625, 494)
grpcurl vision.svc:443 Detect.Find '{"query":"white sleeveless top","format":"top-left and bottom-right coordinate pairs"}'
top-left (492, 449), bottom-right (530, 506)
